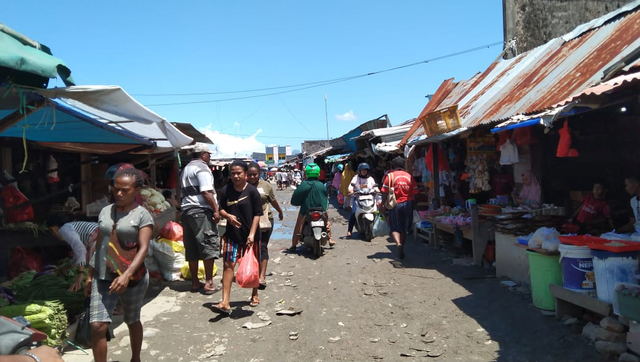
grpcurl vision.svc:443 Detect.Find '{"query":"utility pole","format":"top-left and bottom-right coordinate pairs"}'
top-left (324, 94), bottom-right (329, 140)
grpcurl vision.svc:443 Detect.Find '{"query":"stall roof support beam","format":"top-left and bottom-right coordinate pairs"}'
top-left (0, 100), bottom-right (45, 133)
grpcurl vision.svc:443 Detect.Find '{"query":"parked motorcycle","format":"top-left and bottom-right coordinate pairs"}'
top-left (301, 207), bottom-right (328, 257)
top-left (353, 188), bottom-right (378, 242)
top-left (0, 316), bottom-right (48, 355)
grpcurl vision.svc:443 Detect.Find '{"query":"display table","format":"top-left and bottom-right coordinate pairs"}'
top-left (426, 206), bottom-right (493, 266)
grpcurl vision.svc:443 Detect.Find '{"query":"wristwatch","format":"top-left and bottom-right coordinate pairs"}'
top-left (24, 352), bottom-right (41, 362)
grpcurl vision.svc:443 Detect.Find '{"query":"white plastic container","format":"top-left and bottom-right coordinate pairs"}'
top-left (591, 249), bottom-right (639, 305)
top-left (558, 243), bottom-right (595, 295)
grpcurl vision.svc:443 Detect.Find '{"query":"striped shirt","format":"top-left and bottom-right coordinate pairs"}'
top-left (180, 159), bottom-right (216, 212)
top-left (59, 221), bottom-right (98, 266)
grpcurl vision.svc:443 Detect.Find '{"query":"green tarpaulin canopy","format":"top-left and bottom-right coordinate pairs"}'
top-left (0, 23), bottom-right (74, 87)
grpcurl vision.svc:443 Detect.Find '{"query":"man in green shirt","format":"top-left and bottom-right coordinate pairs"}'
top-left (290, 163), bottom-right (335, 250)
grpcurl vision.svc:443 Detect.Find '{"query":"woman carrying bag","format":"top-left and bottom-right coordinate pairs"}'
top-left (85, 168), bottom-right (153, 362)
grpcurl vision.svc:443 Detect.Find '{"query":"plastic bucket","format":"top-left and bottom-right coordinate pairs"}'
top-left (558, 244), bottom-right (595, 293)
top-left (591, 249), bottom-right (639, 304)
top-left (527, 251), bottom-right (563, 311)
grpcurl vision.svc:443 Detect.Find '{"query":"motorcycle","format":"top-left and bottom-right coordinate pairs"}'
top-left (353, 188), bottom-right (378, 242)
top-left (0, 316), bottom-right (48, 355)
top-left (301, 207), bottom-right (329, 257)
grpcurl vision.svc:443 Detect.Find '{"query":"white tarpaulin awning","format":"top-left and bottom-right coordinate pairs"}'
top-left (35, 85), bottom-right (193, 149)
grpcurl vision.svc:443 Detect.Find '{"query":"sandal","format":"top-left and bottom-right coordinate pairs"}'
top-left (211, 304), bottom-right (232, 315)
top-left (258, 280), bottom-right (267, 290)
top-left (249, 298), bottom-right (260, 307)
top-left (201, 285), bottom-right (222, 295)
top-left (190, 282), bottom-right (205, 293)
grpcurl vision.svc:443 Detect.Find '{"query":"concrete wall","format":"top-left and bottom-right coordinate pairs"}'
top-left (503, 0), bottom-right (633, 57)
top-left (302, 140), bottom-right (331, 155)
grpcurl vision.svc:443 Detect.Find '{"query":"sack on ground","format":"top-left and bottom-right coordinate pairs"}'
top-left (151, 238), bottom-right (185, 281)
top-left (236, 245), bottom-right (259, 288)
top-left (373, 214), bottom-right (390, 237)
top-left (180, 261), bottom-right (217, 280)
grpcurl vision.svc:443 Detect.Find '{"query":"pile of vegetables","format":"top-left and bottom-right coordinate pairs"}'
top-left (9, 270), bottom-right (85, 315)
top-left (141, 188), bottom-right (172, 214)
top-left (0, 300), bottom-right (68, 347)
top-left (0, 221), bottom-right (49, 238)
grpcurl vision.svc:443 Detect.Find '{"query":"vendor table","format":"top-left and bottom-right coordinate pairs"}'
top-left (426, 206), bottom-right (493, 266)
top-left (495, 232), bottom-right (530, 286)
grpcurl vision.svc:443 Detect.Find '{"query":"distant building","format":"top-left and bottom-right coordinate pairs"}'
top-left (265, 145), bottom-right (291, 165)
top-left (251, 152), bottom-right (266, 162)
top-left (301, 140), bottom-right (331, 156)
top-left (503, 0), bottom-right (633, 58)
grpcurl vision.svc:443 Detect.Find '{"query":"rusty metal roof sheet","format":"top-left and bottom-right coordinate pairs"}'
top-left (403, 1), bottom-right (640, 146)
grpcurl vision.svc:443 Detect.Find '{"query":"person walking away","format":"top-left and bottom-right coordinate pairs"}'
top-left (276, 169), bottom-right (283, 191)
top-left (290, 163), bottom-right (335, 249)
top-left (47, 214), bottom-right (98, 292)
top-left (331, 164), bottom-right (343, 197)
top-left (247, 162), bottom-right (284, 290)
top-left (380, 158), bottom-right (418, 259)
top-left (215, 160), bottom-right (263, 314)
top-left (618, 176), bottom-right (640, 233)
top-left (85, 168), bottom-right (152, 362)
top-left (340, 163), bottom-right (355, 210)
top-left (347, 163), bottom-right (378, 237)
top-left (180, 143), bottom-right (221, 294)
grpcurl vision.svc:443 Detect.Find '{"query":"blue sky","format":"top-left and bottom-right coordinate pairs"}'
top-left (3, 1), bottom-right (503, 156)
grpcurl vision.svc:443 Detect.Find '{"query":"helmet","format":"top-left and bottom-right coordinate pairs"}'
top-left (358, 163), bottom-right (370, 172)
top-left (337, 164), bottom-right (344, 171)
top-left (305, 163), bottom-right (321, 178)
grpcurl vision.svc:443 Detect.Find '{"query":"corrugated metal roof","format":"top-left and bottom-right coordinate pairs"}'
top-left (554, 70), bottom-right (640, 105)
top-left (403, 1), bottom-right (640, 146)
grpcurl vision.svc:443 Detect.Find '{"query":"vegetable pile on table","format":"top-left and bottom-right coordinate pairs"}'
top-left (9, 270), bottom-right (85, 315)
top-left (0, 300), bottom-right (68, 347)
top-left (141, 188), bottom-right (172, 214)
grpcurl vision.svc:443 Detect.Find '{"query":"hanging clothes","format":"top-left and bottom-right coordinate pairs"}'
top-left (499, 139), bottom-right (520, 165)
top-left (496, 130), bottom-right (512, 151)
top-left (556, 121), bottom-right (579, 157)
top-left (425, 144), bottom-right (451, 174)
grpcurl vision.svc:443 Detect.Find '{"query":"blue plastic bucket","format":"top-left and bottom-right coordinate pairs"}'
top-left (558, 244), bottom-right (595, 293)
top-left (591, 249), bottom-right (639, 304)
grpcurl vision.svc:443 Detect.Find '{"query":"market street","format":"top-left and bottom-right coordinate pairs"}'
top-left (62, 187), bottom-right (597, 362)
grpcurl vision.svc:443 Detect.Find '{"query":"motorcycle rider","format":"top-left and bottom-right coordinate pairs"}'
top-left (289, 163), bottom-right (336, 250)
top-left (347, 163), bottom-right (379, 238)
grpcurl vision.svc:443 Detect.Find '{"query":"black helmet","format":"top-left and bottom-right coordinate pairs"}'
top-left (358, 163), bottom-right (370, 172)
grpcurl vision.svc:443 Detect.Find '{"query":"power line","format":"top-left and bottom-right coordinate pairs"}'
top-left (143, 41), bottom-right (503, 107)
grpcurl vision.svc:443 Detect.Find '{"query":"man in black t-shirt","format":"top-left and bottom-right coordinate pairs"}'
top-left (215, 160), bottom-right (263, 315)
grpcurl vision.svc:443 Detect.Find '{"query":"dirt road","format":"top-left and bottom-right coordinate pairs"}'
top-left (64, 187), bottom-right (597, 362)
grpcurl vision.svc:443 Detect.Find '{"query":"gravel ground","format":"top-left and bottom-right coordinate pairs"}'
top-left (63, 186), bottom-right (599, 362)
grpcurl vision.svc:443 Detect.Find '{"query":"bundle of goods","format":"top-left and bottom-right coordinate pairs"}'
top-left (140, 188), bottom-right (172, 214)
top-left (492, 213), bottom-right (564, 236)
top-left (0, 300), bottom-right (68, 347)
top-left (464, 155), bottom-right (491, 194)
top-left (435, 215), bottom-right (472, 227)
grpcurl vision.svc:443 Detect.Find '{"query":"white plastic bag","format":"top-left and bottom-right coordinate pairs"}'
top-left (600, 232), bottom-right (632, 241)
top-left (373, 214), bottom-right (390, 237)
top-left (528, 227), bottom-right (560, 250)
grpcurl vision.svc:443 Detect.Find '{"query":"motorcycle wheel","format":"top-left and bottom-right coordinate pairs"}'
top-left (365, 222), bottom-right (373, 242)
top-left (313, 238), bottom-right (323, 258)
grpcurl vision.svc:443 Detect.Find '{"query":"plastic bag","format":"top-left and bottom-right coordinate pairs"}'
top-left (600, 232), bottom-right (631, 241)
top-left (236, 245), bottom-right (259, 288)
top-left (1, 185), bottom-right (34, 223)
top-left (151, 238), bottom-right (185, 281)
top-left (161, 221), bottom-right (183, 242)
top-left (528, 227), bottom-right (560, 249)
top-left (373, 213), bottom-right (389, 237)
top-left (74, 299), bottom-right (91, 348)
top-left (180, 261), bottom-right (217, 280)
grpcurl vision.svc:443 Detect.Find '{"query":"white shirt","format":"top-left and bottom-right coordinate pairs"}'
top-left (180, 159), bottom-right (216, 211)
top-left (59, 221), bottom-right (98, 266)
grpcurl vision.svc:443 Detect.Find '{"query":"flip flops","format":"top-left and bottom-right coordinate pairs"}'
top-left (249, 299), bottom-right (260, 307)
top-left (201, 285), bottom-right (222, 295)
top-left (211, 304), bottom-right (232, 315)
top-left (190, 282), bottom-right (205, 293)
top-left (258, 281), bottom-right (267, 290)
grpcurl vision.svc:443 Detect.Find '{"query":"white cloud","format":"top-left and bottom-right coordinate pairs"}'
top-left (200, 125), bottom-right (265, 158)
top-left (335, 110), bottom-right (358, 122)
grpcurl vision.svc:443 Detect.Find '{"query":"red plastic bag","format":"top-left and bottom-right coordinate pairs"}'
top-left (1, 185), bottom-right (34, 223)
top-left (161, 221), bottom-right (183, 242)
top-left (236, 245), bottom-right (259, 288)
top-left (337, 193), bottom-right (345, 205)
top-left (556, 121), bottom-right (579, 158)
top-left (9, 247), bottom-right (43, 279)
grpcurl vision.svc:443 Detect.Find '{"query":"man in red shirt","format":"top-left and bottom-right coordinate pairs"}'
top-left (568, 180), bottom-right (614, 233)
top-left (381, 158), bottom-right (419, 259)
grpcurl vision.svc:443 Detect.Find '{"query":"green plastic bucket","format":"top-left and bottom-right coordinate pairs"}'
top-left (527, 251), bottom-right (563, 310)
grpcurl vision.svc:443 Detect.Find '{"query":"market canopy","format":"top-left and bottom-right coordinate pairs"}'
top-left (0, 85), bottom-right (193, 153)
top-left (0, 23), bottom-right (74, 87)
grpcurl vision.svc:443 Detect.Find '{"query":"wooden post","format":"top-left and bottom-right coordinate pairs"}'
top-left (432, 144), bottom-right (440, 209)
top-left (149, 156), bottom-right (157, 188)
top-left (1, 148), bottom-right (12, 175)
top-left (80, 153), bottom-right (91, 212)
